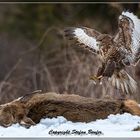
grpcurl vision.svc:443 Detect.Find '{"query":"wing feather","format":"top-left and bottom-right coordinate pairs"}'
top-left (64, 27), bottom-right (102, 54)
top-left (119, 12), bottom-right (140, 65)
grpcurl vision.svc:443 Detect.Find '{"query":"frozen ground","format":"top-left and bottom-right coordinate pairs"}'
top-left (0, 113), bottom-right (140, 137)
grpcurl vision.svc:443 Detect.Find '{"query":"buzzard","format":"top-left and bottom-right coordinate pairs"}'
top-left (64, 11), bottom-right (140, 95)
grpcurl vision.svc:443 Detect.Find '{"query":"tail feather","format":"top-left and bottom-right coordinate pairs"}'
top-left (109, 70), bottom-right (137, 94)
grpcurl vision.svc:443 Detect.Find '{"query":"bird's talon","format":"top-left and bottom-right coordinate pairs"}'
top-left (99, 81), bottom-right (102, 85)
top-left (90, 75), bottom-right (98, 81)
top-left (92, 80), bottom-right (97, 85)
top-left (97, 75), bottom-right (103, 79)
top-left (90, 75), bottom-right (103, 85)
top-left (90, 75), bottom-right (103, 81)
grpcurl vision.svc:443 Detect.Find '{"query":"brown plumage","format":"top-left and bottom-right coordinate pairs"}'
top-left (64, 11), bottom-right (140, 95)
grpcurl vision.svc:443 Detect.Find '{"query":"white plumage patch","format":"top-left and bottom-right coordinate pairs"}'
top-left (121, 12), bottom-right (140, 63)
top-left (74, 28), bottom-right (99, 51)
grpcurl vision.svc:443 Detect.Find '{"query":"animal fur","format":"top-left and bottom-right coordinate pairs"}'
top-left (0, 91), bottom-right (140, 128)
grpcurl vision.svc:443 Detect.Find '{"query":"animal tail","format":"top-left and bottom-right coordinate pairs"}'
top-left (109, 70), bottom-right (137, 95)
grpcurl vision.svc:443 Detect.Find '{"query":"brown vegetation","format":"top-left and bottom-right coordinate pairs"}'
top-left (0, 91), bottom-right (140, 128)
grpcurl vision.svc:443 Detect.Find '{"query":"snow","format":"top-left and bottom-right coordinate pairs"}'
top-left (0, 113), bottom-right (140, 137)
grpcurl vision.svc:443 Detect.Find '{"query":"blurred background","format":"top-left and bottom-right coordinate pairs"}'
top-left (0, 3), bottom-right (140, 104)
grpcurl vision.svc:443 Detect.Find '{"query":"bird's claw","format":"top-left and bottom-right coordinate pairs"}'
top-left (90, 75), bottom-right (98, 81)
top-left (90, 75), bottom-right (103, 85)
top-left (90, 75), bottom-right (102, 80)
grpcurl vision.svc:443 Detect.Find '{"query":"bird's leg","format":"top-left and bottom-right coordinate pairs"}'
top-left (90, 63), bottom-right (105, 84)
top-left (102, 60), bottom-right (116, 77)
top-left (90, 75), bottom-right (103, 81)
top-left (90, 75), bottom-right (103, 85)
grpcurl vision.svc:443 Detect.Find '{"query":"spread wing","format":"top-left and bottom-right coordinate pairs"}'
top-left (115, 11), bottom-right (140, 65)
top-left (64, 27), bottom-right (112, 55)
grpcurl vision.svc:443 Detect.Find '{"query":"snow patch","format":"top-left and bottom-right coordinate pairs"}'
top-left (0, 113), bottom-right (140, 137)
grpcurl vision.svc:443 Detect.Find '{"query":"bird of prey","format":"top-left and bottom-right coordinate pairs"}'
top-left (64, 11), bottom-right (140, 95)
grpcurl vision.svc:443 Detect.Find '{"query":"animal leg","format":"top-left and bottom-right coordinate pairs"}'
top-left (20, 116), bottom-right (36, 128)
top-left (103, 60), bottom-right (116, 77)
top-left (90, 63), bottom-right (105, 84)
